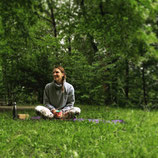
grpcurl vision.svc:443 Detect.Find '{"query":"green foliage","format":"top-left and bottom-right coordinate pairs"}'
top-left (0, 0), bottom-right (157, 107)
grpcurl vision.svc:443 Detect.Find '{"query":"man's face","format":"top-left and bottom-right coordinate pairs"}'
top-left (53, 68), bottom-right (64, 84)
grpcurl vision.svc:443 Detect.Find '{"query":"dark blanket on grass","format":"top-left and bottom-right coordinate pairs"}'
top-left (31, 116), bottom-right (124, 124)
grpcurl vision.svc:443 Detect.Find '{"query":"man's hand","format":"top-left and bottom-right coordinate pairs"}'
top-left (51, 109), bottom-right (56, 115)
top-left (55, 111), bottom-right (63, 118)
top-left (51, 109), bottom-right (63, 119)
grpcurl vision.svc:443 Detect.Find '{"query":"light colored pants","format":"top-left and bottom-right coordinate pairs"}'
top-left (35, 105), bottom-right (81, 119)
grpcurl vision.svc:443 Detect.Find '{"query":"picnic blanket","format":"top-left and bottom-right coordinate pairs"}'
top-left (30, 116), bottom-right (124, 124)
top-left (73, 118), bottom-right (124, 124)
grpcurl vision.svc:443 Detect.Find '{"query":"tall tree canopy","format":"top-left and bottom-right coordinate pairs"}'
top-left (0, 0), bottom-right (157, 108)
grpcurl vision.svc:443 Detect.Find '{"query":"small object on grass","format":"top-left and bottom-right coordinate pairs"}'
top-left (18, 114), bottom-right (30, 120)
top-left (13, 102), bottom-right (17, 119)
top-left (55, 111), bottom-right (63, 119)
top-left (55, 110), bottom-right (61, 112)
top-left (51, 109), bottom-right (63, 118)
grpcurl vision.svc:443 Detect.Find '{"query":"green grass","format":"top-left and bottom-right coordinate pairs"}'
top-left (0, 105), bottom-right (158, 158)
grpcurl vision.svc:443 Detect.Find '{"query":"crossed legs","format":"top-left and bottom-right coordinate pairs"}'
top-left (35, 105), bottom-right (81, 119)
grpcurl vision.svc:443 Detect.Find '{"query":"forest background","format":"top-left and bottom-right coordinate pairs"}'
top-left (0, 0), bottom-right (158, 108)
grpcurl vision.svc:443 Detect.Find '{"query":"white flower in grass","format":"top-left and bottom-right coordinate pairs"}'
top-left (73, 151), bottom-right (79, 157)
top-left (70, 150), bottom-right (79, 158)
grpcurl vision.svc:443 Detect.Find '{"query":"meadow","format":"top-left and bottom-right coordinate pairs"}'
top-left (0, 105), bottom-right (158, 158)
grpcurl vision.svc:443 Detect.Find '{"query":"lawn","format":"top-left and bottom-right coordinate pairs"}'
top-left (0, 105), bottom-right (158, 158)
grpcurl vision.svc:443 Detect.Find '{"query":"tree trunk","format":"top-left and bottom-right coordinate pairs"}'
top-left (47, 0), bottom-right (57, 37)
top-left (68, 37), bottom-right (72, 54)
top-left (125, 60), bottom-right (129, 99)
top-left (142, 64), bottom-right (147, 105)
top-left (50, 7), bottom-right (57, 37)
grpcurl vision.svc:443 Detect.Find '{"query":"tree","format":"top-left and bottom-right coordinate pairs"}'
top-left (0, 0), bottom-right (157, 107)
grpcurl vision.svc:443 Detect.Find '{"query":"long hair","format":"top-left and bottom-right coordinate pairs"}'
top-left (53, 66), bottom-right (66, 92)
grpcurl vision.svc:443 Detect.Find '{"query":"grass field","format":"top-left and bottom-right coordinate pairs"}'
top-left (0, 105), bottom-right (158, 158)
